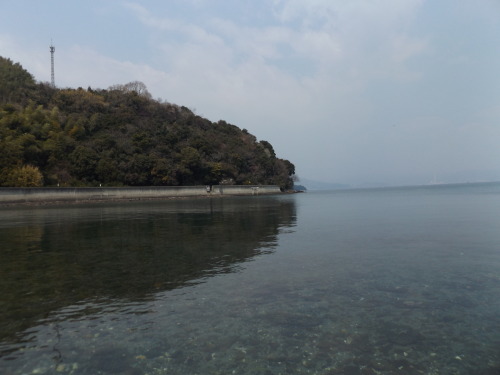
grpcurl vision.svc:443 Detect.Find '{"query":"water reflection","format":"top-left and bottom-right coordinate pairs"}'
top-left (0, 197), bottom-right (296, 351)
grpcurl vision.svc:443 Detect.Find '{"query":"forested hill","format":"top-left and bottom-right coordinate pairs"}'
top-left (0, 56), bottom-right (295, 189)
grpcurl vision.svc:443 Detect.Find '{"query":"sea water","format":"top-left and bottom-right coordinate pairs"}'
top-left (1, 183), bottom-right (499, 374)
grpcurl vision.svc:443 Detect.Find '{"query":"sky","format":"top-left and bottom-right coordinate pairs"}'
top-left (1, 0), bottom-right (500, 187)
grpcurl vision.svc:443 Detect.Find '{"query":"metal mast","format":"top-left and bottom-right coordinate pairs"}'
top-left (50, 43), bottom-right (55, 87)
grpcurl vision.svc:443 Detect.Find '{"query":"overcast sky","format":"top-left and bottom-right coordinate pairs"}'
top-left (1, 0), bottom-right (500, 186)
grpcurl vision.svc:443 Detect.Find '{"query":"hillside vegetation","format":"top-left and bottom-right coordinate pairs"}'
top-left (0, 56), bottom-right (295, 189)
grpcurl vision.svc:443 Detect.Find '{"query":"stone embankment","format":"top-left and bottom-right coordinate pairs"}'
top-left (0, 185), bottom-right (282, 205)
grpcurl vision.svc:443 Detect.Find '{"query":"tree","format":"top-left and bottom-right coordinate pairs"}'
top-left (69, 146), bottom-right (99, 181)
top-left (259, 140), bottom-right (276, 158)
top-left (0, 57), bottom-right (36, 104)
top-left (4, 165), bottom-right (44, 187)
top-left (108, 81), bottom-right (152, 99)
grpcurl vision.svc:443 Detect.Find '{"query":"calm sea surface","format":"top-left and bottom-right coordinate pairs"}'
top-left (1, 183), bottom-right (500, 375)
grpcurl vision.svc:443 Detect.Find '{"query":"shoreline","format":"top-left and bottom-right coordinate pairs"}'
top-left (0, 185), bottom-right (284, 207)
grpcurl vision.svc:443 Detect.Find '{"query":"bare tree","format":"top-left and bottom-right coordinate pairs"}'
top-left (108, 81), bottom-right (152, 99)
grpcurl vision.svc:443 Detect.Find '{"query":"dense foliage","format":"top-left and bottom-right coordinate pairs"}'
top-left (0, 57), bottom-right (295, 189)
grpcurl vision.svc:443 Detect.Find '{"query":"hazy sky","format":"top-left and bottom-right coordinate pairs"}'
top-left (1, 0), bottom-right (500, 186)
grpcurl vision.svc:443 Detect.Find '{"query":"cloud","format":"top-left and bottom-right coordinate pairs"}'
top-left (122, 0), bottom-right (429, 109)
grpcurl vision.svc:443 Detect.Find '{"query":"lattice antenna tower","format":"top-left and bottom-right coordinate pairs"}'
top-left (50, 42), bottom-right (55, 87)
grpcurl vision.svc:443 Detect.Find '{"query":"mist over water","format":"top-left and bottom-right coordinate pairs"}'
top-left (1, 184), bottom-right (500, 374)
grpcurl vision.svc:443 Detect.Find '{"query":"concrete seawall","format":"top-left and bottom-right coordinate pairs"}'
top-left (0, 185), bottom-right (282, 205)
